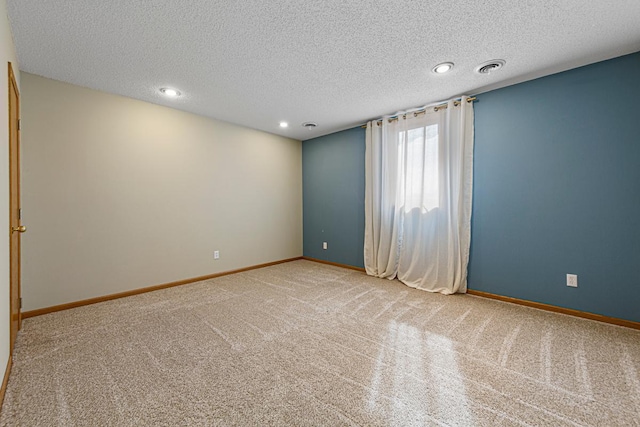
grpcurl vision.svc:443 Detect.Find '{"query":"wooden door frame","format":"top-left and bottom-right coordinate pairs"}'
top-left (8, 62), bottom-right (21, 352)
top-left (1, 60), bottom-right (21, 412)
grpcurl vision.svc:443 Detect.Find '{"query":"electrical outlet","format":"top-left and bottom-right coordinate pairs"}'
top-left (214, 250), bottom-right (220, 260)
top-left (322, 242), bottom-right (328, 250)
top-left (566, 274), bottom-right (578, 287)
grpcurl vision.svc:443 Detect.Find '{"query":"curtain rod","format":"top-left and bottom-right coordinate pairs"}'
top-left (360, 96), bottom-right (477, 128)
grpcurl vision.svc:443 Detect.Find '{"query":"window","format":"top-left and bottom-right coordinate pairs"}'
top-left (398, 124), bottom-right (439, 213)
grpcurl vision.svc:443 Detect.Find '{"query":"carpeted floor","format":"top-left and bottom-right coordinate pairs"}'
top-left (1, 260), bottom-right (639, 426)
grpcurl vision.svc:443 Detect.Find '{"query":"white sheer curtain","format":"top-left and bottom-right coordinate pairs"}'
top-left (364, 96), bottom-right (474, 294)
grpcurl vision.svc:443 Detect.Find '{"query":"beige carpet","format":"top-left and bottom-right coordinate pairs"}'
top-left (1, 260), bottom-right (639, 426)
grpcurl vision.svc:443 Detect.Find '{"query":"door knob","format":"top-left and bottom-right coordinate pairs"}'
top-left (11, 225), bottom-right (26, 233)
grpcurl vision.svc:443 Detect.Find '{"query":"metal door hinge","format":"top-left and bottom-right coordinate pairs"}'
top-left (19, 298), bottom-right (22, 309)
top-left (17, 119), bottom-right (21, 131)
top-left (18, 208), bottom-right (22, 220)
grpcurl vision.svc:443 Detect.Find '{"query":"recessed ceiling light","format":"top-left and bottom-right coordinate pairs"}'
top-left (279, 122), bottom-right (289, 128)
top-left (432, 62), bottom-right (454, 74)
top-left (159, 87), bottom-right (181, 97)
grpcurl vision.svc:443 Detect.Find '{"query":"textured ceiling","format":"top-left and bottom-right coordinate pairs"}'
top-left (7, 1), bottom-right (640, 140)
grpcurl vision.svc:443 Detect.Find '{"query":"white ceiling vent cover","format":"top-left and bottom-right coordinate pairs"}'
top-left (302, 122), bottom-right (318, 129)
top-left (475, 59), bottom-right (506, 74)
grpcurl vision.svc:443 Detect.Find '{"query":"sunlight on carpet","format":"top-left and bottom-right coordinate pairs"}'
top-left (1, 260), bottom-right (638, 426)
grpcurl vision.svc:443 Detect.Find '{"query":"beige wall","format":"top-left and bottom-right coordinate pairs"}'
top-left (0, 0), bottom-right (19, 389)
top-left (21, 73), bottom-right (302, 311)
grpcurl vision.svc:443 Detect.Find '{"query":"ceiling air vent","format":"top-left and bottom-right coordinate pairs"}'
top-left (302, 122), bottom-right (318, 129)
top-left (475, 59), bottom-right (506, 75)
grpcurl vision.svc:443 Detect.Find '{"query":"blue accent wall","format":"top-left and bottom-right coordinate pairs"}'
top-left (468, 52), bottom-right (640, 322)
top-left (301, 51), bottom-right (640, 322)
top-left (302, 127), bottom-right (365, 268)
